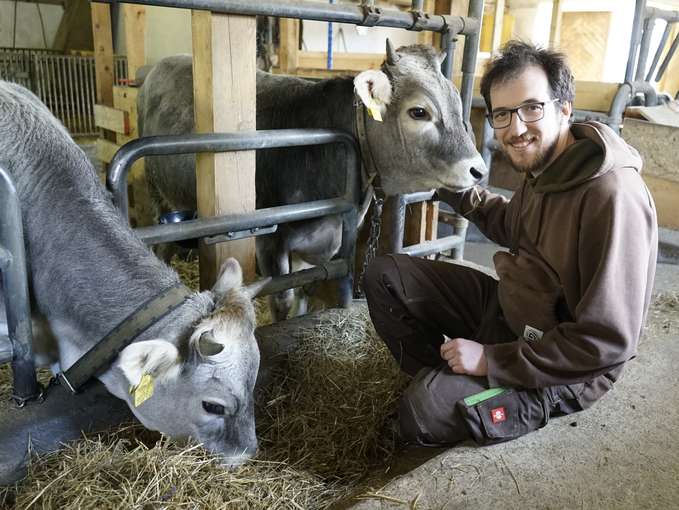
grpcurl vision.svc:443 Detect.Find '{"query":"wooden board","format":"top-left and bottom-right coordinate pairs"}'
top-left (91, 3), bottom-right (114, 108)
top-left (94, 104), bottom-right (129, 134)
top-left (279, 18), bottom-right (299, 74)
top-left (572, 81), bottom-right (619, 113)
top-left (95, 138), bottom-right (120, 164)
top-left (559, 11), bottom-right (612, 82)
top-left (192, 11), bottom-right (257, 288)
top-left (297, 51), bottom-right (384, 72)
top-left (643, 175), bottom-right (679, 229)
top-left (113, 86), bottom-right (139, 145)
top-left (122, 4), bottom-right (146, 83)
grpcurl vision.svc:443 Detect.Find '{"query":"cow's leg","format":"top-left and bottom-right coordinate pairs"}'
top-left (288, 216), bottom-right (343, 314)
top-left (256, 234), bottom-right (294, 322)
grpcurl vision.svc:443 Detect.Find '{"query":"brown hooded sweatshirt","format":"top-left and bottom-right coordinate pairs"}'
top-left (446, 121), bottom-right (658, 396)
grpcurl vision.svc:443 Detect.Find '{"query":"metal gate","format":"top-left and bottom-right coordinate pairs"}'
top-left (0, 48), bottom-right (128, 137)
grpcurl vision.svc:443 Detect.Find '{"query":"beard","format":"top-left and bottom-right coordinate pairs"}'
top-left (501, 133), bottom-right (559, 175)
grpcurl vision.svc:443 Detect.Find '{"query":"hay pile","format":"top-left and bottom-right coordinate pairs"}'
top-left (1, 303), bottom-right (408, 509)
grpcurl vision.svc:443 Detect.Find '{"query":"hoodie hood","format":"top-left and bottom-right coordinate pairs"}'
top-left (528, 121), bottom-right (643, 193)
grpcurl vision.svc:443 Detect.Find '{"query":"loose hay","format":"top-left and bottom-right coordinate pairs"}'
top-left (1, 304), bottom-right (408, 509)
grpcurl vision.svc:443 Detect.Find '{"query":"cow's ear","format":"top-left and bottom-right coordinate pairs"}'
top-left (354, 70), bottom-right (392, 117)
top-left (212, 257), bottom-right (243, 297)
top-left (118, 339), bottom-right (181, 386)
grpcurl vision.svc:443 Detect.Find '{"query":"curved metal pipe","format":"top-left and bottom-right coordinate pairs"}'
top-left (607, 81), bottom-right (658, 133)
top-left (107, 129), bottom-right (359, 219)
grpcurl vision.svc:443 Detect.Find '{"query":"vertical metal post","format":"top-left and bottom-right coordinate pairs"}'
top-left (460, 0), bottom-right (484, 123)
top-left (645, 21), bottom-right (672, 81)
top-left (626, 0), bottom-right (647, 82)
top-left (327, 0), bottom-right (336, 69)
top-left (389, 195), bottom-right (407, 254)
top-left (655, 29), bottom-right (679, 81)
top-left (441, 31), bottom-right (456, 80)
top-left (635, 16), bottom-right (655, 82)
top-left (0, 166), bottom-right (41, 404)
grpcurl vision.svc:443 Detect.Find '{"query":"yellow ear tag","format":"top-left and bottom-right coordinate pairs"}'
top-left (366, 99), bottom-right (383, 122)
top-left (130, 373), bottom-right (155, 407)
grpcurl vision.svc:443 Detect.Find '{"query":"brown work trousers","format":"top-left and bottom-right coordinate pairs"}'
top-left (364, 253), bottom-right (584, 447)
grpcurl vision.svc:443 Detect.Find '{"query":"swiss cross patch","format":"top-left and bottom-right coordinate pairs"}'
top-left (491, 406), bottom-right (506, 424)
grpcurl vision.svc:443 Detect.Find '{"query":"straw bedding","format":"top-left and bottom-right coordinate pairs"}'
top-left (0, 257), bottom-right (409, 509)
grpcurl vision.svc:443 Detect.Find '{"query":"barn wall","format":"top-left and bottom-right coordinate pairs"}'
top-left (0, 1), bottom-right (63, 49)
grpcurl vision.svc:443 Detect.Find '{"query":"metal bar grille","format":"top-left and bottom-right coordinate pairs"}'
top-left (1, 48), bottom-right (129, 137)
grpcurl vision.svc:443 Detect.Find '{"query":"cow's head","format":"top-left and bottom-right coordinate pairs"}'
top-left (354, 40), bottom-right (487, 195)
top-left (112, 258), bottom-right (266, 468)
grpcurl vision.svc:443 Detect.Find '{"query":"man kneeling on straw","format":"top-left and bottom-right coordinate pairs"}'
top-left (363, 41), bottom-right (657, 446)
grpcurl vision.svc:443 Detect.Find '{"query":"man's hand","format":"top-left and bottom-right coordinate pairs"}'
top-left (440, 337), bottom-right (488, 376)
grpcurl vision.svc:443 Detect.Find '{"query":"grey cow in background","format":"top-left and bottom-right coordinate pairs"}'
top-left (139, 42), bottom-right (487, 321)
top-left (0, 81), bottom-right (268, 467)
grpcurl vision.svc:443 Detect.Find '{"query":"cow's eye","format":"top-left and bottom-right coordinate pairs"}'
top-left (202, 401), bottom-right (226, 415)
top-left (408, 107), bottom-right (430, 120)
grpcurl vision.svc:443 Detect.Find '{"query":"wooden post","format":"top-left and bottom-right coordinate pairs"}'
top-left (122, 4), bottom-right (146, 83)
top-left (279, 18), bottom-right (299, 74)
top-left (192, 11), bottom-right (257, 289)
top-left (91, 2), bottom-right (114, 108)
top-left (549, 0), bottom-right (563, 48)
top-left (491, 0), bottom-right (505, 53)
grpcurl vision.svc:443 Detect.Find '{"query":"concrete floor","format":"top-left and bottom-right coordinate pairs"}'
top-left (345, 242), bottom-right (679, 510)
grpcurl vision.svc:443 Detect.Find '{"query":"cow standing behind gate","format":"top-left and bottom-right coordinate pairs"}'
top-left (0, 80), bottom-right (268, 467)
top-left (138, 41), bottom-right (487, 321)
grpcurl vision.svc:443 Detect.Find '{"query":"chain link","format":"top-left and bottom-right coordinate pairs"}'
top-left (356, 196), bottom-right (384, 297)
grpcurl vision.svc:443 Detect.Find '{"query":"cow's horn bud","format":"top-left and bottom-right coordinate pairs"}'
top-left (386, 38), bottom-right (400, 65)
top-left (198, 331), bottom-right (224, 357)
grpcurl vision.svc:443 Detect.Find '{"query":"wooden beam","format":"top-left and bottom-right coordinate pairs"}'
top-left (549, 0), bottom-right (563, 48)
top-left (91, 2), bottom-right (114, 108)
top-left (425, 200), bottom-right (439, 241)
top-left (94, 104), bottom-right (129, 134)
top-left (95, 138), bottom-right (120, 164)
top-left (572, 81), bottom-right (619, 112)
top-left (297, 51), bottom-right (384, 71)
top-left (122, 4), bottom-right (146, 83)
top-left (491, 0), bottom-right (505, 53)
top-left (192, 11), bottom-right (257, 289)
top-left (279, 18), bottom-right (299, 74)
top-left (404, 203), bottom-right (428, 247)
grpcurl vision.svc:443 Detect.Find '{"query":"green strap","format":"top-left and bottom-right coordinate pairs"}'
top-left (463, 387), bottom-right (509, 407)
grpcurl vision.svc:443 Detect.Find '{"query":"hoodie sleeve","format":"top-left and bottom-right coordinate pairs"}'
top-left (437, 186), bottom-right (516, 248)
top-left (484, 171), bottom-right (657, 388)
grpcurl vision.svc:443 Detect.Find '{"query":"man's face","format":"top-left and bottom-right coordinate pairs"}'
top-left (489, 65), bottom-right (571, 174)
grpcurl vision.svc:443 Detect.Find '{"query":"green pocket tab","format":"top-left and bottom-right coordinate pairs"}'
top-left (463, 387), bottom-right (509, 407)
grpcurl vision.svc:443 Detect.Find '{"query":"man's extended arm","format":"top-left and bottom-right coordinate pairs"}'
top-left (437, 186), bottom-right (516, 248)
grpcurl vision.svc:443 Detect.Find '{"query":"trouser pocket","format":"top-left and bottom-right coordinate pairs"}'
top-left (456, 387), bottom-right (550, 446)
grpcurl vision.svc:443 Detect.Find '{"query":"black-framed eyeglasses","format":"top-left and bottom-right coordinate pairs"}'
top-left (487, 99), bottom-right (560, 129)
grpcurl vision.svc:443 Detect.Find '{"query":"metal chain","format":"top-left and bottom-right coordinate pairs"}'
top-left (356, 196), bottom-right (384, 297)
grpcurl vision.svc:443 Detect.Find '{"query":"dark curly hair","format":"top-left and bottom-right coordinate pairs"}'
top-left (480, 41), bottom-right (575, 112)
